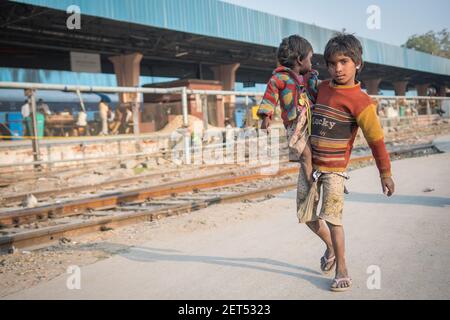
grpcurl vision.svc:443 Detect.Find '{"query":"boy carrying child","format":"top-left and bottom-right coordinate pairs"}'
top-left (259, 33), bottom-right (395, 292)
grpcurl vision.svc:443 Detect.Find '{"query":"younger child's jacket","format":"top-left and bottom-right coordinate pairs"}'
top-left (258, 66), bottom-right (318, 127)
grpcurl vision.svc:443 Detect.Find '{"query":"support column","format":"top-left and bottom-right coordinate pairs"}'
top-left (109, 52), bottom-right (143, 135)
top-left (415, 83), bottom-right (429, 97)
top-left (415, 83), bottom-right (430, 115)
top-left (211, 63), bottom-right (240, 127)
top-left (363, 78), bottom-right (382, 95)
top-left (109, 52), bottom-right (143, 102)
top-left (392, 81), bottom-right (409, 117)
top-left (393, 81), bottom-right (408, 96)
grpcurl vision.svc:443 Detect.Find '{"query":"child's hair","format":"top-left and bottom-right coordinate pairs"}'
top-left (277, 35), bottom-right (313, 69)
top-left (324, 33), bottom-right (364, 73)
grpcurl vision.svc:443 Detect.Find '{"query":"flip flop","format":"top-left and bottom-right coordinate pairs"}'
top-left (330, 277), bottom-right (352, 292)
top-left (320, 253), bottom-right (336, 275)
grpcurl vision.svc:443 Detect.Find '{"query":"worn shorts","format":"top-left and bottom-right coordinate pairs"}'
top-left (296, 169), bottom-right (346, 226)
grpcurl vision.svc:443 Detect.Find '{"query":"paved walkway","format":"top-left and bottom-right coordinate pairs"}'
top-left (5, 139), bottom-right (450, 299)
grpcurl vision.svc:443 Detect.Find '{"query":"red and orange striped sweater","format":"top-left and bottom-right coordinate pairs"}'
top-left (311, 80), bottom-right (392, 178)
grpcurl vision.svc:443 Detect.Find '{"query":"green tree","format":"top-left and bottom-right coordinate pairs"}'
top-left (403, 29), bottom-right (450, 59)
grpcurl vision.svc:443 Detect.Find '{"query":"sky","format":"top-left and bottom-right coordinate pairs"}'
top-left (222, 0), bottom-right (450, 46)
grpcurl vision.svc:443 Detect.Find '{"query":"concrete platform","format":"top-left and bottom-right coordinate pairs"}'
top-left (4, 152), bottom-right (450, 300)
top-left (434, 134), bottom-right (450, 153)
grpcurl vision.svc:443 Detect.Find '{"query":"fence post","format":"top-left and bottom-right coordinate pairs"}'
top-left (181, 87), bottom-right (191, 164)
top-left (29, 90), bottom-right (42, 169)
top-left (201, 95), bottom-right (208, 132)
top-left (133, 99), bottom-right (142, 154)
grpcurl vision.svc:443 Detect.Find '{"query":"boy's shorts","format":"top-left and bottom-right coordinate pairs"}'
top-left (286, 111), bottom-right (309, 162)
top-left (296, 168), bottom-right (346, 226)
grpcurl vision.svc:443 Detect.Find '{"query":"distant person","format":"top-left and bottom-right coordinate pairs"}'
top-left (75, 110), bottom-right (88, 136)
top-left (222, 118), bottom-right (233, 143)
top-left (109, 106), bottom-right (123, 135)
top-left (124, 106), bottom-right (133, 134)
top-left (98, 98), bottom-right (109, 135)
top-left (300, 33), bottom-right (395, 292)
top-left (21, 99), bottom-right (30, 118)
top-left (404, 106), bottom-right (412, 117)
top-left (21, 99), bottom-right (31, 136)
top-left (224, 118), bottom-right (232, 129)
top-left (37, 99), bottom-right (52, 115)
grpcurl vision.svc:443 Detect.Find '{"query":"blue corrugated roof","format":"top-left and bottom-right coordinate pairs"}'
top-left (12, 0), bottom-right (450, 76)
top-left (0, 67), bottom-right (175, 86)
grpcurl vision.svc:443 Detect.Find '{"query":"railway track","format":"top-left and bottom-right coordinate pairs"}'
top-left (0, 143), bottom-right (440, 253)
top-left (0, 162), bottom-right (251, 206)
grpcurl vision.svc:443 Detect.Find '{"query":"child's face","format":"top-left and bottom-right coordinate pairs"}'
top-left (326, 53), bottom-right (358, 86)
top-left (298, 51), bottom-right (313, 75)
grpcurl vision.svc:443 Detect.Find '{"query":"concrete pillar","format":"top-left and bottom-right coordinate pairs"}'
top-left (415, 83), bottom-right (429, 97)
top-left (363, 78), bottom-right (382, 95)
top-left (109, 52), bottom-right (143, 135)
top-left (393, 81), bottom-right (408, 96)
top-left (415, 84), bottom-right (430, 115)
top-left (211, 63), bottom-right (240, 126)
top-left (109, 52), bottom-right (143, 103)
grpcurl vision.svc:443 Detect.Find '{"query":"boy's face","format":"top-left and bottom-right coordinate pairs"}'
top-left (298, 51), bottom-right (313, 75)
top-left (326, 53), bottom-right (358, 86)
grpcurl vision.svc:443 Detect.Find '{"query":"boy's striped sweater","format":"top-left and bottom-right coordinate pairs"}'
top-left (311, 80), bottom-right (392, 178)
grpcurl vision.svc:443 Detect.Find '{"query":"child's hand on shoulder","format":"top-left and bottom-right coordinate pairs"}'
top-left (260, 115), bottom-right (271, 130)
top-left (381, 177), bottom-right (395, 197)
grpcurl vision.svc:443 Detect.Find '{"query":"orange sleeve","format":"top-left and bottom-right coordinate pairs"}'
top-left (356, 104), bottom-right (392, 178)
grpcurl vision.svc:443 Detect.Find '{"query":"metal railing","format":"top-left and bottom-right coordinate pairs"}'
top-left (0, 82), bottom-right (263, 168)
top-left (0, 81), bottom-right (448, 169)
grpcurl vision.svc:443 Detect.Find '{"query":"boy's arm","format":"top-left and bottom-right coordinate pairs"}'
top-left (257, 75), bottom-right (281, 128)
top-left (355, 103), bottom-right (395, 196)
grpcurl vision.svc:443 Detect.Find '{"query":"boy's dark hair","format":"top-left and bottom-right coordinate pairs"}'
top-left (324, 33), bottom-right (364, 73)
top-left (277, 35), bottom-right (313, 69)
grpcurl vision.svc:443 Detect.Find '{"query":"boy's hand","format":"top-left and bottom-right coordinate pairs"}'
top-left (381, 177), bottom-right (395, 197)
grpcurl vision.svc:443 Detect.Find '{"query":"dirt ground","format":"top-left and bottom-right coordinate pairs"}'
top-left (0, 200), bottom-right (265, 297)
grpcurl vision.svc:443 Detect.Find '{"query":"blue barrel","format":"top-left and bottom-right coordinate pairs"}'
top-left (234, 108), bottom-right (246, 128)
top-left (6, 112), bottom-right (24, 140)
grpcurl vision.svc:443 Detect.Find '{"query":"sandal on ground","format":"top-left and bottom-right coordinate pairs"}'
top-left (320, 253), bottom-right (336, 275)
top-left (330, 277), bottom-right (352, 292)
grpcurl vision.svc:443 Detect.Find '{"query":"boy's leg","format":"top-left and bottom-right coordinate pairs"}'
top-left (305, 220), bottom-right (334, 268)
top-left (296, 155), bottom-right (334, 268)
top-left (326, 222), bottom-right (350, 288)
top-left (318, 174), bottom-right (351, 289)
